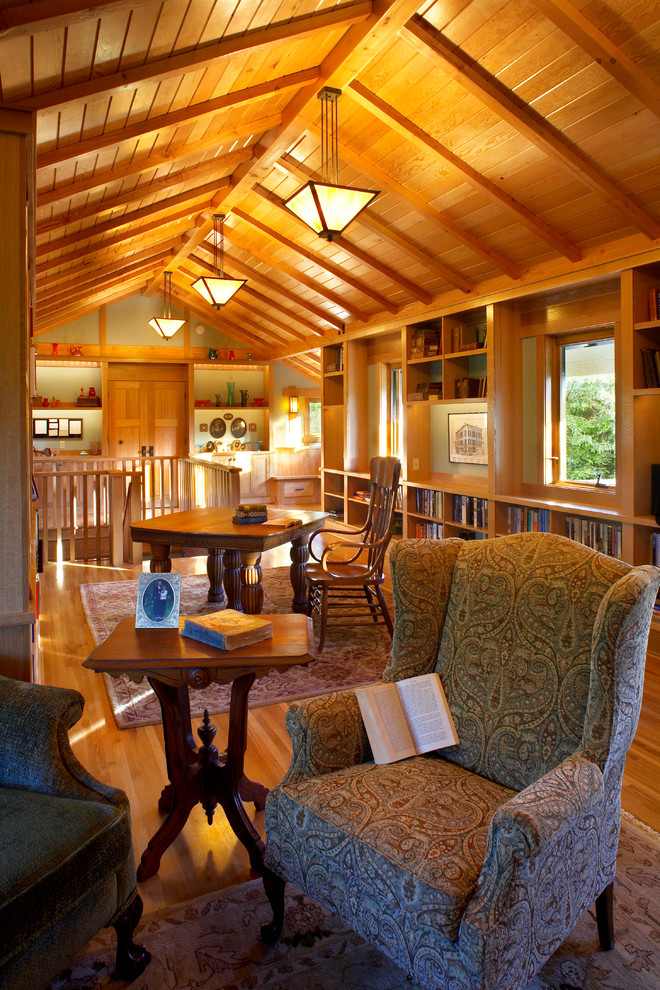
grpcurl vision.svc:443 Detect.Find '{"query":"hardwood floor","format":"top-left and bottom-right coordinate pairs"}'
top-left (38, 549), bottom-right (660, 917)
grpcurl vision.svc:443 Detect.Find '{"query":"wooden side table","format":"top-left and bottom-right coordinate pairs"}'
top-left (84, 614), bottom-right (315, 881)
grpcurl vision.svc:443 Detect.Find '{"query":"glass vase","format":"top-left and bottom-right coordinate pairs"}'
top-left (240, 389), bottom-right (249, 407)
top-left (226, 381), bottom-right (236, 407)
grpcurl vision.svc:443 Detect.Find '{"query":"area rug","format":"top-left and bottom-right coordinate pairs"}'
top-left (48, 813), bottom-right (660, 989)
top-left (80, 568), bottom-right (392, 730)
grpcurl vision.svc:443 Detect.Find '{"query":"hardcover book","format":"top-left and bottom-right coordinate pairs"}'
top-left (180, 609), bottom-right (273, 650)
top-left (356, 673), bottom-right (458, 765)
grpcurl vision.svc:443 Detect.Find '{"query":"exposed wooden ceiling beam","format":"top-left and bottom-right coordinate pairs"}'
top-left (0, 0), bottom-right (154, 37)
top-left (36, 185), bottom-right (225, 259)
top-left (277, 153), bottom-right (469, 285)
top-left (216, 249), bottom-right (343, 332)
top-left (35, 240), bottom-right (179, 289)
top-left (37, 177), bottom-right (228, 237)
top-left (184, 255), bottom-right (307, 342)
top-left (37, 248), bottom-right (174, 302)
top-left (190, 248), bottom-right (323, 338)
top-left (37, 110), bottom-right (281, 171)
top-left (150, 0), bottom-right (423, 293)
top-left (530, 0), bottom-right (660, 120)
top-left (347, 80), bottom-right (581, 262)
top-left (232, 208), bottom-right (399, 314)
top-left (33, 283), bottom-right (146, 336)
top-left (36, 71), bottom-right (320, 171)
top-left (403, 15), bottom-right (660, 241)
top-left (34, 271), bottom-right (151, 328)
top-left (36, 228), bottom-right (186, 277)
top-left (307, 124), bottom-right (521, 279)
top-left (15, 2), bottom-right (373, 111)
top-left (37, 254), bottom-right (171, 312)
top-left (37, 148), bottom-right (253, 210)
top-left (253, 183), bottom-right (433, 304)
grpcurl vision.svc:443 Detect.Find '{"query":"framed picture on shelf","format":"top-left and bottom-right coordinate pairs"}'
top-left (448, 412), bottom-right (488, 465)
top-left (135, 573), bottom-right (182, 629)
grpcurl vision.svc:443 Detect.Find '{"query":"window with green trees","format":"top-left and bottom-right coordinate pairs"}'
top-left (559, 337), bottom-right (615, 486)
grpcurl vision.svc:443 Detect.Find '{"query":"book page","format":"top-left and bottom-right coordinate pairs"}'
top-left (395, 673), bottom-right (459, 754)
top-left (355, 683), bottom-right (417, 764)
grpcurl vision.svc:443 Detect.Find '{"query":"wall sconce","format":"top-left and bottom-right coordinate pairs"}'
top-left (288, 396), bottom-right (299, 416)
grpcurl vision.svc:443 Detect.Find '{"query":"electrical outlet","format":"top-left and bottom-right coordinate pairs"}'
top-left (412, 457), bottom-right (419, 470)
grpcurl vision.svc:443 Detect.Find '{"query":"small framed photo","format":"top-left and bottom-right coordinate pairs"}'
top-left (68, 418), bottom-right (83, 437)
top-left (135, 573), bottom-right (182, 628)
top-left (448, 412), bottom-right (488, 465)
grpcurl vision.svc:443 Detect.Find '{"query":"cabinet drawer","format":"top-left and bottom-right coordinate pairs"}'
top-left (283, 480), bottom-right (315, 499)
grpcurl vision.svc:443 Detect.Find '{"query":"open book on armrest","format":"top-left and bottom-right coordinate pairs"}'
top-left (356, 673), bottom-right (458, 765)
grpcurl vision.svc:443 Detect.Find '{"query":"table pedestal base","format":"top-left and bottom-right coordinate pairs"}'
top-left (137, 672), bottom-right (266, 882)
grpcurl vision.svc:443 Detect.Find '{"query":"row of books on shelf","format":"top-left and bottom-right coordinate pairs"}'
top-left (650, 531), bottom-right (660, 566)
top-left (408, 381), bottom-right (443, 401)
top-left (508, 507), bottom-right (550, 533)
top-left (410, 327), bottom-right (441, 358)
top-left (415, 488), bottom-right (443, 518)
top-left (455, 375), bottom-right (487, 398)
top-left (450, 323), bottom-right (486, 353)
top-left (451, 495), bottom-right (488, 528)
top-left (325, 344), bottom-right (344, 373)
top-left (565, 516), bottom-right (622, 558)
top-left (640, 349), bottom-right (660, 388)
top-left (414, 521), bottom-right (444, 539)
top-left (647, 288), bottom-right (660, 321)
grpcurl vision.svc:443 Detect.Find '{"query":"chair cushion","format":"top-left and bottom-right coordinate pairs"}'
top-left (305, 560), bottom-right (382, 584)
top-left (0, 786), bottom-right (132, 967)
top-left (265, 755), bottom-right (515, 942)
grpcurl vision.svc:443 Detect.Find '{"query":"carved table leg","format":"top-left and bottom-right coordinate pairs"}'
top-left (214, 671), bottom-right (266, 873)
top-left (240, 551), bottom-right (263, 614)
top-left (137, 679), bottom-right (199, 881)
top-left (290, 536), bottom-right (310, 613)
top-left (149, 543), bottom-right (172, 573)
top-left (207, 548), bottom-right (225, 604)
top-left (223, 550), bottom-right (241, 610)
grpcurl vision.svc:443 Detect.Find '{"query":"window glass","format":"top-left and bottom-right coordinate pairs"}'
top-left (559, 338), bottom-right (615, 486)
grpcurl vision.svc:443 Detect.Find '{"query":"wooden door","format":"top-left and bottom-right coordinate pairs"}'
top-left (151, 381), bottom-right (187, 457)
top-left (108, 380), bottom-right (143, 457)
top-left (107, 368), bottom-right (188, 458)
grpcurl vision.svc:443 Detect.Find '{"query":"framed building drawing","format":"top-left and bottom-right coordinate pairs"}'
top-left (448, 412), bottom-right (488, 465)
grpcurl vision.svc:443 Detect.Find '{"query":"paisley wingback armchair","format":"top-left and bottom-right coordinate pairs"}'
top-left (0, 675), bottom-right (150, 990)
top-left (262, 533), bottom-right (660, 990)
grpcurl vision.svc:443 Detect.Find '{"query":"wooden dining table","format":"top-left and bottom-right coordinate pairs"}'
top-left (130, 505), bottom-right (327, 613)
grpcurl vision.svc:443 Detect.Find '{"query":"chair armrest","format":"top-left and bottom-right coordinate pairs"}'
top-left (308, 523), bottom-right (367, 561)
top-left (0, 674), bottom-right (126, 808)
top-left (460, 753), bottom-right (605, 967)
top-left (281, 689), bottom-right (372, 784)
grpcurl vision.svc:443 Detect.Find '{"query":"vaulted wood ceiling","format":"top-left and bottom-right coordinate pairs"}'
top-left (2, 0), bottom-right (659, 380)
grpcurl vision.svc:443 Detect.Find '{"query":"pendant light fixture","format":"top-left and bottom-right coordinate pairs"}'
top-left (284, 88), bottom-right (379, 241)
top-left (149, 271), bottom-right (185, 339)
top-left (191, 213), bottom-right (245, 307)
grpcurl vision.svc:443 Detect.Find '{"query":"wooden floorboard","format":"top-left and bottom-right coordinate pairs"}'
top-left (37, 546), bottom-right (660, 917)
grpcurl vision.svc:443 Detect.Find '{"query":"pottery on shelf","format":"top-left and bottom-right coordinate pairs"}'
top-left (240, 389), bottom-right (249, 407)
top-left (226, 381), bottom-right (236, 406)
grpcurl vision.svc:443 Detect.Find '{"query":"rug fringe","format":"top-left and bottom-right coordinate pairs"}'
top-left (621, 808), bottom-right (660, 844)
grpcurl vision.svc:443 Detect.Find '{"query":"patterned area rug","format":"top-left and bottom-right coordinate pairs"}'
top-left (80, 568), bottom-right (392, 729)
top-left (48, 814), bottom-right (660, 989)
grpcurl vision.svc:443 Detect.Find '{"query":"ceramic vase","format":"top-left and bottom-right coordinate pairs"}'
top-left (226, 381), bottom-right (236, 407)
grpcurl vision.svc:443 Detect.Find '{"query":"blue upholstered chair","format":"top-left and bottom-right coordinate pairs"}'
top-left (0, 675), bottom-right (150, 990)
top-left (262, 534), bottom-right (660, 990)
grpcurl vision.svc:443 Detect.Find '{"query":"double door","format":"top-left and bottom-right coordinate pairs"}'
top-left (107, 365), bottom-right (188, 459)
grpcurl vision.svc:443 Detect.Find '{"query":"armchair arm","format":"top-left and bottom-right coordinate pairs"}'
top-left (281, 689), bottom-right (373, 785)
top-left (460, 753), bottom-right (607, 977)
top-left (0, 674), bottom-right (126, 808)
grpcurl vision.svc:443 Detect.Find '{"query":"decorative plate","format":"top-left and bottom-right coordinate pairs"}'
top-left (209, 418), bottom-right (226, 438)
top-left (231, 418), bottom-right (247, 438)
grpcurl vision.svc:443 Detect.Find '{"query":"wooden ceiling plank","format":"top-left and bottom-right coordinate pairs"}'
top-left (38, 252), bottom-right (171, 308)
top-left (36, 240), bottom-right (180, 290)
top-left (36, 179), bottom-right (229, 253)
top-left (0, 1), bottom-right (156, 38)
top-left (319, 125), bottom-right (521, 279)
top-left (153, 0), bottom-right (425, 292)
top-left (404, 14), bottom-right (660, 241)
top-left (36, 203), bottom-right (199, 261)
top-left (37, 176), bottom-right (229, 236)
top-left (37, 146), bottom-right (253, 208)
top-left (253, 181), bottom-right (433, 303)
top-left (33, 283), bottom-right (149, 336)
top-left (530, 0), bottom-right (660, 121)
top-left (15, 2), bottom-right (373, 110)
top-left (232, 206), bottom-right (399, 313)
top-left (36, 68), bottom-right (321, 170)
top-left (277, 151), bottom-right (466, 282)
top-left (347, 79), bottom-right (582, 262)
top-left (35, 270), bottom-right (152, 324)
